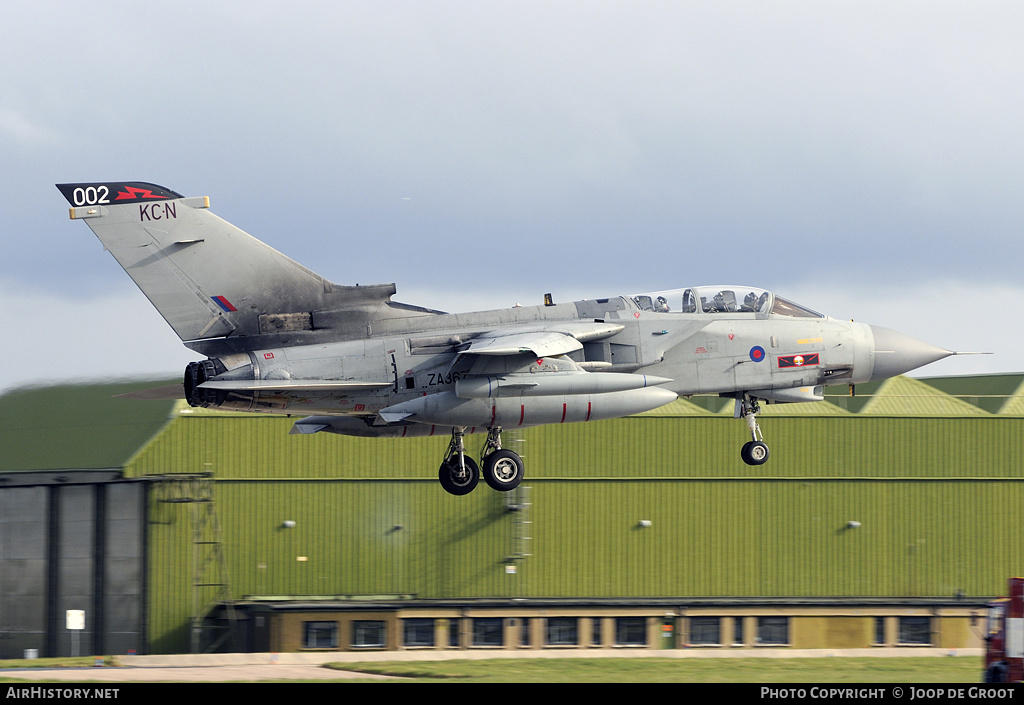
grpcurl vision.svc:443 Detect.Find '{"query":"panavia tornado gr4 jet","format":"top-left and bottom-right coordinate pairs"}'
top-left (58, 182), bottom-right (960, 495)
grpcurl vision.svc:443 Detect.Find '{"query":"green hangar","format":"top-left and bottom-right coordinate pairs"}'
top-left (1, 373), bottom-right (1022, 657)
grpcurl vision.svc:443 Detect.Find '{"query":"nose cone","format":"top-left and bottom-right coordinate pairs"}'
top-left (869, 325), bottom-right (953, 381)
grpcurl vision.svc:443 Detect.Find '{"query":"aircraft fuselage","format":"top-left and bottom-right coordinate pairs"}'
top-left (185, 293), bottom-right (878, 435)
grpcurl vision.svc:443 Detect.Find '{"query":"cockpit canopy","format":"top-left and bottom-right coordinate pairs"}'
top-left (631, 286), bottom-right (824, 318)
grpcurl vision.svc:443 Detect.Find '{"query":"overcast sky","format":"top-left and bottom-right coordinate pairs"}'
top-left (2, 1), bottom-right (1022, 393)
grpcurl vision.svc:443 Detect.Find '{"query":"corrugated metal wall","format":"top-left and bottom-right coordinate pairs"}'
top-left (0, 486), bottom-right (47, 658)
top-left (129, 412), bottom-right (1024, 652)
top-left (0, 481), bottom-right (147, 658)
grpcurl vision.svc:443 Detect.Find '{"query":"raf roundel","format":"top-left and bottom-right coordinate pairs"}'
top-left (749, 346), bottom-right (766, 363)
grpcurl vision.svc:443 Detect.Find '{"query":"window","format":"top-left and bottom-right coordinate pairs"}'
top-left (757, 617), bottom-right (789, 646)
top-left (591, 618), bottom-right (602, 647)
top-left (473, 618), bottom-right (504, 647)
top-left (448, 618), bottom-right (461, 648)
top-left (898, 616), bottom-right (931, 645)
top-left (770, 295), bottom-right (824, 318)
top-left (351, 620), bottom-right (385, 648)
top-left (403, 618), bottom-right (435, 648)
top-left (546, 617), bottom-right (578, 646)
top-left (732, 617), bottom-right (745, 646)
top-left (303, 621), bottom-right (337, 649)
top-left (632, 287), bottom-right (773, 315)
top-left (689, 617), bottom-right (721, 646)
top-left (615, 617), bottom-right (647, 646)
top-left (873, 617), bottom-right (886, 645)
top-left (520, 618), bottom-right (532, 647)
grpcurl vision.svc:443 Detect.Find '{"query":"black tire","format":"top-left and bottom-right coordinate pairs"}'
top-left (438, 456), bottom-right (479, 496)
top-left (741, 440), bottom-right (769, 466)
top-left (482, 449), bottom-right (524, 492)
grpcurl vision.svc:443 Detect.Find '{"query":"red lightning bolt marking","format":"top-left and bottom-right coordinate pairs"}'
top-left (115, 186), bottom-right (169, 201)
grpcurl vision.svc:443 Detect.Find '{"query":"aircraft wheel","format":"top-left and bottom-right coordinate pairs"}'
top-left (741, 441), bottom-right (770, 466)
top-left (439, 456), bottom-right (479, 496)
top-left (482, 449), bottom-right (524, 492)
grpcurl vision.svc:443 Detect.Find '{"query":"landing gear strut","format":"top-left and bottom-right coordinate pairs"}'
top-left (737, 395), bottom-right (770, 466)
top-left (438, 427), bottom-right (479, 495)
top-left (437, 426), bottom-right (525, 495)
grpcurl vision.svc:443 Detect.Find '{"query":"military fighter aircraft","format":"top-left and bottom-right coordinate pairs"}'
top-left (57, 181), bottom-right (959, 495)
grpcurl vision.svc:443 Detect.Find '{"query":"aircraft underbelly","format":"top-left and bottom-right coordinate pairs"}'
top-left (378, 388), bottom-right (677, 428)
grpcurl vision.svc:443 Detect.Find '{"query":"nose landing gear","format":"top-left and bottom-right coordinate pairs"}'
top-left (736, 395), bottom-right (770, 466)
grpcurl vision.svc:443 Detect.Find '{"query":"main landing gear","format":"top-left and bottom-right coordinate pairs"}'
top-left (438, 429), bottom-right (479, 496)
top-left (438, 426), bottom-right (525, 496)
top-left (480, 426), bottom-right (525, 492)
top-left (737, 395), bottom-right (770, 466)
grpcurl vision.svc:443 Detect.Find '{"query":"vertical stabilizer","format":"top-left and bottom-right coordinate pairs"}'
top-left (57, 182), bottom-right (397, 350)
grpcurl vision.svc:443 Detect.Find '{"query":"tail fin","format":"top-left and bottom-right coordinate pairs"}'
top-left (57, 182), bottom-right (399, 354)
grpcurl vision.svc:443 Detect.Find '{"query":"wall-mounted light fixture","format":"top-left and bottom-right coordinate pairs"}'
top-left (638, 520), bottom-right (652, 528)
top-left (282, 520), bottom-right (296, 528)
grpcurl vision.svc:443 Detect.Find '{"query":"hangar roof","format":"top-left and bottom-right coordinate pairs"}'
top-left (0, 379), bottom-right (177, 473)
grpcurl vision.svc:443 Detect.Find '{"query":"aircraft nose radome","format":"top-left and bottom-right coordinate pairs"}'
top-left (868, 325), bottom-right (954, 381)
